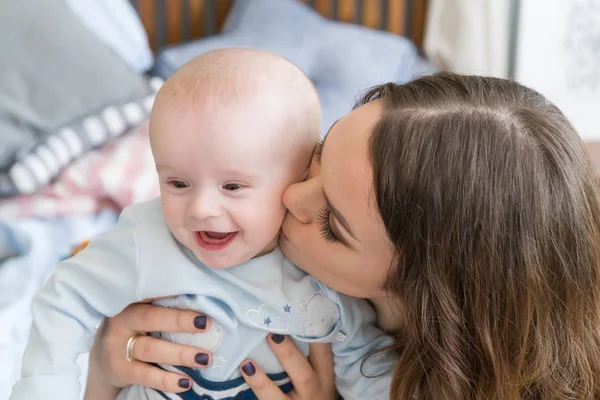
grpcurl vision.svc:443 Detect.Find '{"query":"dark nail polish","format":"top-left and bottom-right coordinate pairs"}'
top-left (178, 378), bottom-right (190, 388)
top-left (242, 362), bottom-right (256, 376)
top-left (194, 315), bottom-right (207, 330)
top-left (195, 353), bottom-right (209, 366)
top-left (271, 334), bottom-right (285, 344)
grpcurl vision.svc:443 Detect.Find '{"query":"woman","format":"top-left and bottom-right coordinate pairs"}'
top-left (85, 73), bottom-right (600, 399)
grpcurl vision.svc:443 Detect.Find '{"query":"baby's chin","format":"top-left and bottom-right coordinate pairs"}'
top-left (187, 247), bottom-right (244, 269)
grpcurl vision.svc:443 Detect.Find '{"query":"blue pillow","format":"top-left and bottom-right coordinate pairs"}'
top-left (309, 21), bottom-right (418, 132)
top-left (152, 0), bottom-right (421, 135)
top-left (153, 0), bottom-right (323, 78)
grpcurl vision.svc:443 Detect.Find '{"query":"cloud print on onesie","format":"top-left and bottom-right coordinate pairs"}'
top-left (246, 304), bottom-right (290, 333)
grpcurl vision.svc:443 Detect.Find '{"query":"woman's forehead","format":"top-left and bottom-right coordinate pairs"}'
top-left (322, 100), bottom-right (386, 238)
top-left (322, 100), bottom-right (381, 159)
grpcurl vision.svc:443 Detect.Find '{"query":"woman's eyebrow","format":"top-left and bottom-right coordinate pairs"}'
top-left (324, 191), bottom-right (357, 241)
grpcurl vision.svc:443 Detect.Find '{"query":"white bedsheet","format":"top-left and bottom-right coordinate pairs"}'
top-left (0, 210), bottom-right (118, 399)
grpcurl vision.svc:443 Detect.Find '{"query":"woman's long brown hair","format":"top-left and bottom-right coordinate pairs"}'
top-left (363, 73), bottom-right (600, 399)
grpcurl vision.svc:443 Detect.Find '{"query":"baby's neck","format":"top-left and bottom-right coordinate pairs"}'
top-left (369, 295), bottom-right (403, 334)
top-left (254, 235), bottom-right (279, 259)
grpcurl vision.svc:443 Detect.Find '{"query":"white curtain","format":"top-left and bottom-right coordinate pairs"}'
top-left (423, 0), bottom-right (512, 78)
top-left (515, 0), bottom-right (600, 140)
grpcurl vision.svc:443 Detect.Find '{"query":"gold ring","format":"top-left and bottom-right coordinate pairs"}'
top-left (125, 334), bottom-right (142, 362)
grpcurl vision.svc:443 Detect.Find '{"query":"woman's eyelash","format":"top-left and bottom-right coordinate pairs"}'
top-left (317, 206), bottom-right (338, 243)
top-left (313, 140), bottom-right (324, 163)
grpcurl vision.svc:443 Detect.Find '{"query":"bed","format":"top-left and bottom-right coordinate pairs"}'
top-left (0, 1), bottom-right (432, 398)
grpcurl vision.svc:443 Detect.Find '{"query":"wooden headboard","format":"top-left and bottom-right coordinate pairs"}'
top-left (130, 0), bottom-right (428, 52)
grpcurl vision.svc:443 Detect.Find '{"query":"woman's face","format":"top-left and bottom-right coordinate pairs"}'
top-left (280, 100), bottom-right (395, 300)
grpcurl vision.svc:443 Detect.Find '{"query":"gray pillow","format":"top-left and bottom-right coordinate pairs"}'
top-left (0, 0), bottom-right (153, 196)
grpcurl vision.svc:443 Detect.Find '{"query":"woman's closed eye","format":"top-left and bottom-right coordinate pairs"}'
top-left (313, 140), bottom-right (324, 164)
top-left (317, 205), bottom-right (339, 243)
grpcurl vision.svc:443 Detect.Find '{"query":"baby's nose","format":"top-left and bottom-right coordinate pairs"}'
top-left (187, 190), bottom-right (223, 220)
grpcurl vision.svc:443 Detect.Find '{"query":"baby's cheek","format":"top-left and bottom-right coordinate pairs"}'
top-left (252, 199), bottom-right (286, 227)
top-left (161, 197), bottom-right (186, 226)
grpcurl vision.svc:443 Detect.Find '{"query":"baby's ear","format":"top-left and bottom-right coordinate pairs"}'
top-left (299, 301), bottom-right (307, 312)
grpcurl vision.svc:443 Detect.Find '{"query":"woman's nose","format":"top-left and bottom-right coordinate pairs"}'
top-left (282, 178), bottom-right (320, 224)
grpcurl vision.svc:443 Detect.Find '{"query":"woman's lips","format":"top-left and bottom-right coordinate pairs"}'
top-left (195, 231), bottom-right (238, 251)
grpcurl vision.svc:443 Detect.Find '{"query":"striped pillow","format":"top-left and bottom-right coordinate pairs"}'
top-left (0, 77), bottom-right (163, 196)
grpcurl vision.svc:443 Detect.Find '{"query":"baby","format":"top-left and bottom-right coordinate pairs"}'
top-left (10, 49), bottom-right (395, 400)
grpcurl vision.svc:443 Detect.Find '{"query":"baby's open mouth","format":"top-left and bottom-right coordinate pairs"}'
top-left (195, 231), bottom-right (238, 250)
top-left (201, 231), bottom-right (232, 241)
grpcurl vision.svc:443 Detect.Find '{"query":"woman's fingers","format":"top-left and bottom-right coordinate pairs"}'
top-left (307, 343), bottom-right (334, 382)
top-left (132, 335), bottom-right (212, 368)
top-left (239, 361), bottom-right (290, 400)
top-left (119, 303), bottom-right (210, 333)
top-left (91, 301), bottom-right (212, 392)
top-left (124, 360), bottom-right (192, 393)
top-left (266, 334), bottom-right (320, 398)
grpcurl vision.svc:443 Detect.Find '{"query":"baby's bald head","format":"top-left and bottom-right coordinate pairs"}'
top-left (150, 49), bottom-right (321, 266)
top-left (152, 48), bottom-right (321, 167)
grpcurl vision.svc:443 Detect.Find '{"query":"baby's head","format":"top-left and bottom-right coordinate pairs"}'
top-left (149, 48), bottom-right (320, 269)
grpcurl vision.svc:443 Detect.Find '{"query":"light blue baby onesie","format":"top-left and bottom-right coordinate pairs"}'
top-left (10, 198), bottom-right (396, 400)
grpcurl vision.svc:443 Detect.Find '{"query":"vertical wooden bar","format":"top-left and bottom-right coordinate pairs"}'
top-left (165, 0), bottom-right (182, 45)
top-left (332, 0), bottom-right (339, 20)
top-left (155, 0), bottom-right (167, 49)
top-left (340, 0), bottom-right (354, 21)
top-left (315, 0), bottom-right (333, 17)
top-left (362, 0), bottom-right (381, 28)
top-left (204, 0), bottom-right (216, 35)
top-left (411, 0), bottom-right (428, 48)
top-left (182, 0), bottom-right (191, 42)
top-left (354, 0), bottom-right (362, 23)
top-left (189, 0), bottom-right (204, 39)
top-left (387, 0), bottom-right (404, 35)
top-left (379, 0), bottom-right (389, 30)
top-left (404, 0), bottom-right (413, 37)
top-left (216, 0), bottom-right (233, 32)
top-left (137, 0), bottom-right (157, 51)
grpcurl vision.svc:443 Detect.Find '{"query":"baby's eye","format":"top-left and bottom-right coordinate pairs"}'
top-left (169, 180), bottom-right (190, 189)
top-left (223, 183), bottom-right (243, 191)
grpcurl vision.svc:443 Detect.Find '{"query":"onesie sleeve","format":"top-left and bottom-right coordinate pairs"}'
top-left (316, 282), bottom-right (397, 400)
top-left (9, 207), bottom-right (144, 400)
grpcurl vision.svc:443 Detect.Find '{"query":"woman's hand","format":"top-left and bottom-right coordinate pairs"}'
top-left (240, 334), bottom-right (336, 400)
top-left (84, 300), bottom-right (213, 400)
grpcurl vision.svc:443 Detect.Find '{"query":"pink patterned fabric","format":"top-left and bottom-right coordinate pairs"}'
top-left (0, 121), bottom-right (159, 219)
